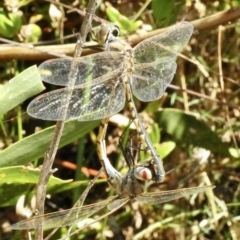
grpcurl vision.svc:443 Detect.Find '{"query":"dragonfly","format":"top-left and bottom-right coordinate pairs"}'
top-left (93, 24), bottom-right (162, 185)
top-left (27, 21), bottom-right (193, 183)
top-left (10, 117), bottom-right (214, 238)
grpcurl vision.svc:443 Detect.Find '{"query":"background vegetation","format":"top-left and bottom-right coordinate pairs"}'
top-left (0, 0), bottom-right (240, 239)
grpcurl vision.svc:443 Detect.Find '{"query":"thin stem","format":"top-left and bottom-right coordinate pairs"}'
top-left (73, 136), bottom-right (85, 203)
top-left (34, 1), bottom-right (100, 239)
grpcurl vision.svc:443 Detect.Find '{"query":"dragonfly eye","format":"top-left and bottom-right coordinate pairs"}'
top-left (111, 25), bottom-right (120, 38)
top-left (134, 167), bottom-right (152, 181)
top-left (105, 25), bottom-right (120, 45)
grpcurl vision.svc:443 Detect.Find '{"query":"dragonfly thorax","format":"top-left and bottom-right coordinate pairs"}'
top-left (120, 170), bottom-right (147, 197)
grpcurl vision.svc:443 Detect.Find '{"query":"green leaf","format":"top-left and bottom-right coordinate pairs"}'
top-left (9, 12), bottom-right (22, 34)
top-left (156, 141), bottom-right (176, 159)
top-left (106, 6), bottom-right (142, 35)
top-left (0, 166), bottom-right (72, 185)
top-left (0, 9), bottom-right (22, 37)
top-left (155, 109), bottom-right (230, 156)
top-left (0, 165), bottom-right (105, 207)
top-left (151, 0), bottom-right (175, 21)
top-left (0, 8), bottom-right (13, 37)
top-left (151, 0), bottom-right (183, 26)
top-left (140, 140), bottom-right (176, 162)
top-left (229, 148), bottom-right (240, 158)
top-left (148, 123), bottom-right (161, 144)
top-left (0, 166), bottom-right (71, 207)
top-left (0, 120), bottom-right (100, 167)
top-left (0, 65), bottom-right (45, 115)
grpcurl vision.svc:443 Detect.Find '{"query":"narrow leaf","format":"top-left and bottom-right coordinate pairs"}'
top-left (0, 65), bottom-right (45, 114)
top-left (0, 120), bottom-right (100, 167)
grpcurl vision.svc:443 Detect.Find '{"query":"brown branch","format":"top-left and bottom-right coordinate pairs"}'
top-left (0, 41), bottom-right (98, 60)
top-left (1, 7), bottom-right (240, 60)
top-left (129, 7), bottom-right (240, 46)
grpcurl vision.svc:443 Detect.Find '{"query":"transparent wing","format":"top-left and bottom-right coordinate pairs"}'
top-left (136, 186), bottom-right (213, 205)
top-left (107, 198), bottom-right (129, 210)
top-left (27, 78), bottom-right (125, 121)
top-left (133, 21), bottom-right (193, 63)
top-left (10, 198), bottom-right (116, 230)
top-left (132, 59), bottom-right (176, 102)
top-left (38, 51), bottom-right (123, 86)
top-left (132, 21), bottom-right (193, 101)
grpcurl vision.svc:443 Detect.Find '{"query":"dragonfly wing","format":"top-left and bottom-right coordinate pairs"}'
top-left (136, 186), bottom-right (214, 205)
top-left (132, 60), bottom-right (176, 102)
top-left (132, 21), bottom-right (193, 102)
top-left (27, 78), bottom-right (125, 121)
top-left (107, 198), bottom-right (129, 210)
top-left (38, 51), bottom-right (123, 86)
top-left (133, 21), bottom-right (193, 63)
top-left (10, 198), bottom-right (116, 230)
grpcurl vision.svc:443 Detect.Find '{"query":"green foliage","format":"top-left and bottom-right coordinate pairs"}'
top-left (0, 8), bottom-right (22, 38)
top-left (151, 0), bottom-right (185, 26)
top-left (0, 2), bottom-right (42, 42)
top-left (157, 141), bottom-right (176, 159)
top-left (0, 66), bottom-right (44, 115)
top-left (106, 6), bottom-right (142, 35)
top-left (0, 120), bottom-right (100, 167)
top-left (155, 109), bottom-right (230, 156)
top-left (0, 166), bottom-right (105, 207)
top-left (0, 166), bottom-right (71, 185)
top-left (152, 0), bottom-right (175, 21)
top-left (0, 165), bottom-right (73, 207)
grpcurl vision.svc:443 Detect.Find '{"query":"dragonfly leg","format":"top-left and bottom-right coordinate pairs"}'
top-left (96, 118), bottom-right (123, 193)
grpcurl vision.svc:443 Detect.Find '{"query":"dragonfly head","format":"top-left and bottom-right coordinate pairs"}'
top-left (134, 166), bottom-right (153, 181)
